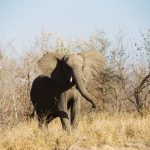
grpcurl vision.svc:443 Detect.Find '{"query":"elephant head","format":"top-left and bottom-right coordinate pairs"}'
top-left (38, 50), bottom-right (105, 108)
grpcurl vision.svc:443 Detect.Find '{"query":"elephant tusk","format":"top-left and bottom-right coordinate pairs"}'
top-left (83, 77), bottom-right (87, 83)
top-left (70, 76), bottom-right (73, 82)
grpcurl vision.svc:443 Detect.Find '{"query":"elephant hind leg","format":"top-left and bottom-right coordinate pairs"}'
top-left (37, 115), bottom-right (45, 128)
top-left (45, 113), bottom-right (59, 128)
top-left (37, 112), bottom-right (51, 128)
top-left (45, 115), bottom-right (54, 128)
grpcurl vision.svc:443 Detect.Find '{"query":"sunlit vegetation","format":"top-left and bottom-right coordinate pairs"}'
top-left (0, 30), bottom-right (150, 149)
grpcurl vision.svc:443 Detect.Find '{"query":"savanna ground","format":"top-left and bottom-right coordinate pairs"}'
top-left (0, 30), bottom-right (150, 149)
top-left (0, 112), bottom-right (150, 150)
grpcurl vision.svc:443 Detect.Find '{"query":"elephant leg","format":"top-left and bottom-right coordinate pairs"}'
top-left (37, 112), bottom-right (48, 128)
top-left (45, 115), bottom-right (54, 128)
top-left (38, 115), bottom-right (45, 128)
top-left (71, 92), bottom-right (81, 128)
top-left (58, 92), bottom-right (71, 131)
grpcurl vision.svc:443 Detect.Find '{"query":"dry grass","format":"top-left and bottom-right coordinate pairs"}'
top-left (0, 112), bottom-right (150, 150)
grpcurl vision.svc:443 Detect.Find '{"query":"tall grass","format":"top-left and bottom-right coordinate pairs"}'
top-left (0, 112), bottom-right (150, 150)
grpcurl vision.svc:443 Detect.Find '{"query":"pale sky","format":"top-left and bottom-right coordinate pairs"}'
top-left (0, 0), bottom-right (150, 48)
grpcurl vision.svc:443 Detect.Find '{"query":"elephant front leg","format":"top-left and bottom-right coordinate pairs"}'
top-left (71, 93), bottom-right (81, 129)
top-left (58, 93), bottom-right (71, 131)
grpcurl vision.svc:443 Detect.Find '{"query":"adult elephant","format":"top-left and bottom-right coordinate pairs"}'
top-left (31, 50), bottom-right (105, 130)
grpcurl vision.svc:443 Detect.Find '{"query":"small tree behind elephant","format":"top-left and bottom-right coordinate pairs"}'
top-left (32, 50), bottom-right (105, 130)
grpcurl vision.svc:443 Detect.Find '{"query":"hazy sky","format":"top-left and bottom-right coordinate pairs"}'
top-left (0, 0), bottom-right (150, 48)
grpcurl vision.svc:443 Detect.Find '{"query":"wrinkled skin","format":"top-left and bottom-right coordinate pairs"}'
top-left (31, 50), bottom-right (105, 130)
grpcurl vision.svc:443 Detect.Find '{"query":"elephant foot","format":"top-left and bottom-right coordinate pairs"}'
top-left (60, 117), bottom-right (72, 132)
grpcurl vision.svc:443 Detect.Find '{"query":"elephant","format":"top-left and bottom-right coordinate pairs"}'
top-left (30, 75), bottom-right (83, 129)
top-left (31, 50), bottom-right (105, 130)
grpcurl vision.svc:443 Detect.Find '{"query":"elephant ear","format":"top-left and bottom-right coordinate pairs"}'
top-left (38, 52), bottom-right (64, 83)
top-left (78, 50), bottom-right (105, 82)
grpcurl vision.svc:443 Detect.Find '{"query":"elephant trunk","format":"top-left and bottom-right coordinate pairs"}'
top-left (73, 69), bottom-right (96, 108)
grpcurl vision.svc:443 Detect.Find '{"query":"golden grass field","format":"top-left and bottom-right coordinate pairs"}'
top-left (0, 112), bottom-right (150, 150)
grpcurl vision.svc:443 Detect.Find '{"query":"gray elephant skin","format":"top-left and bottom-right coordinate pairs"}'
top-left (30, 50), bottom-right (105, 130)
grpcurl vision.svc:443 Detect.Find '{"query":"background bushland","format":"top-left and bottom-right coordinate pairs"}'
top-left (0, 30), bottom-right (150, 126)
